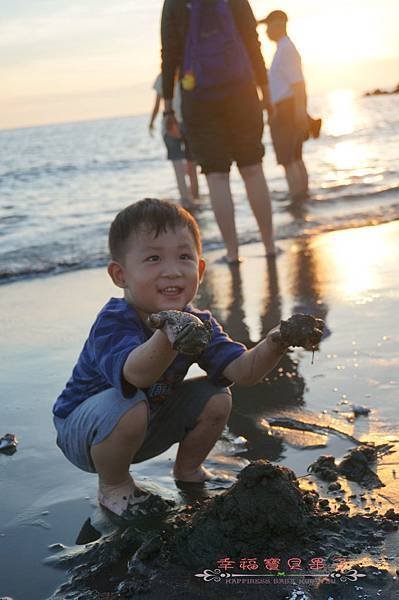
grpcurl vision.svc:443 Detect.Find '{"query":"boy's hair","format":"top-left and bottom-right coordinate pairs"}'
top-left (109, 198), bottom-right (202, 262)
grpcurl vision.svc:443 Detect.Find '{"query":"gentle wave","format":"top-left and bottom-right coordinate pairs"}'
top-left (1, 97), bottom-right (399, 285)
top-left (2, 205), bottom-right (399, 285)
top-left (312, 182), bottom-right (399, 204)
top-left (0, 159), bottom-right (137, 183)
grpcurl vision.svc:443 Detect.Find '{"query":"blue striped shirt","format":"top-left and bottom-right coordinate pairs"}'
top-left (53, 298), bottom-right (246, 418)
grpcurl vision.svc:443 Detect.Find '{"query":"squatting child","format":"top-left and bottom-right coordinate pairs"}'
top-left (53, 198), bottom-right (291, 521)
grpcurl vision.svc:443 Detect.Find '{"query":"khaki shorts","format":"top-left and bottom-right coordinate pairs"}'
top-left (270, 96), bottom-right (303, 166)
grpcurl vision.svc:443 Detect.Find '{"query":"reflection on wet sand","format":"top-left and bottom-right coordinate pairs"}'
top-left (316, 225), bottom-right (390, 304)
top-left (199, 257), bottom-right (312, 461)
top-left (196, 237), bottom-right (335, 463)
top-left (288, 238), bottom-right (329, 328)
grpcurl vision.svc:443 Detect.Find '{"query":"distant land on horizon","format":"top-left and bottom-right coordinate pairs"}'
top-left (364, 82), bottom-right (399, 96)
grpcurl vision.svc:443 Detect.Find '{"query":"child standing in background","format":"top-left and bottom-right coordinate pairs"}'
top-left (149, 74), bottom-right (199, 208)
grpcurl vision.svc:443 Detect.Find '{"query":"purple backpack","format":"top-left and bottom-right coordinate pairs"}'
top-left (182, 0), bottom-right (254, 98)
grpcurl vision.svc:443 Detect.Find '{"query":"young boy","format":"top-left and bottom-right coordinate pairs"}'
top-left (53, 198), bottom-right (289, 521)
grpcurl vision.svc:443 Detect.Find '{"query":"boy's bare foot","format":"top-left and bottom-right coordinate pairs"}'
top-left (98, 477), bottom-right (151, 520)
top-left (173, 466), bottom-right (214, 483)
top-left (173, 466), bottom-right (235, 484)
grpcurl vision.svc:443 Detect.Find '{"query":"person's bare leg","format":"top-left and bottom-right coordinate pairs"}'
top-left (297, 159), bottom-right (309, 196)
top-left (206, 172), bottom-right (239, 262)
top-left (91, 402), bottom-right (148, 513)
top-left (172, 159), bottom-right (192, 207)
top-left (239, 163), bottom-right (276, 256)
top-left (173, 392), bottom-right (232, 482)
top-left (284, 162), bottom-right (302, 198)
top-left (187, 161), bottom-right (199, 200)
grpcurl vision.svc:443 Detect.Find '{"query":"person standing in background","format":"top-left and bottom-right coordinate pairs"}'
top-left (161, 0), bottom-right (277, 264)
top-left (258, 10), bottom-right (312, 200)
top-left (149, 73), bottom-right (199, 209)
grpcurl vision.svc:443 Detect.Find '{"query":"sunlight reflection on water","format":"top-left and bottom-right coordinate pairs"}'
top-left (326, 140), bottom-right (372, 173)
top-left (324, 89), bottom-right (358, 137)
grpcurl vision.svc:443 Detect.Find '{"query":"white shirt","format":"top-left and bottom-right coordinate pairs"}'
top-left (268, 36), bottom-right (304, 104)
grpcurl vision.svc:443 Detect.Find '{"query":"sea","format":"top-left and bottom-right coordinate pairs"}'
top-left (1, 89), bottom-right (399, 283)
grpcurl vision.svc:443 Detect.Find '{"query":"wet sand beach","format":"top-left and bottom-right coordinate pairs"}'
top-left (1, 220), bottom-right (398, 599)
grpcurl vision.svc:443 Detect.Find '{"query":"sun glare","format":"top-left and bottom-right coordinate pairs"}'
top-left (256, 1), bottom-right (399, 95)
top-left (292, 12), bottom-right (385, 64)
top-left (318, 228), bottom-right (390, 303)
top-left (326, 140), bottom-right (371, 176)
top-left (323, 90), bottom-right (357, 137)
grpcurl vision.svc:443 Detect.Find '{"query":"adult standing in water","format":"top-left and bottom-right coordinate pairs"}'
top-left (258, 10), bottom-right (314, 200)
top-left (161, 0), bottom-right (277, 263)
top-left (149, 72), bottom-right (199, 209)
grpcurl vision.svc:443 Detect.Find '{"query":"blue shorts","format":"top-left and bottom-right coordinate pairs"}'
top-left (163, 124), bottom-right (193, 162)
top-left (53, 378), bottom-right (229, 473)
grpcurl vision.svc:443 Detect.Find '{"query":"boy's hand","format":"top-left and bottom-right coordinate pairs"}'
top-left (266, 325), bottom-right (291, 354)
top-left (269, 313), bottom-right (325, 351)
top-left (147, 310), bottom-right (212, 355)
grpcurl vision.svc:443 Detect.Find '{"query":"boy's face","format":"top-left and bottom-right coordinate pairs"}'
top-left (108, 225), bottom-right (205, 321)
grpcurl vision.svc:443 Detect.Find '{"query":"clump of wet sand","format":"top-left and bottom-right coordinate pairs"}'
top-left (308, 443), bottom-right (393, 488)
top-left (48, 460), bottom-right (399, 600)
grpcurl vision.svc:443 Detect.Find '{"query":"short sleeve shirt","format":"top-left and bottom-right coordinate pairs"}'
top-left (269, 36), bottom-right (304, 104)
top-left (53, 298), bottom-right (246, 418)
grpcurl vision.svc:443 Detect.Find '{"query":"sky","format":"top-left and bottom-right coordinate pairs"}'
top-left (1, 0), bottom-right (399, 129)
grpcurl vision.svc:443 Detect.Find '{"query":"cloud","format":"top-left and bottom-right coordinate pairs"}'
top-left (0, 0), bottom-right (163, 50)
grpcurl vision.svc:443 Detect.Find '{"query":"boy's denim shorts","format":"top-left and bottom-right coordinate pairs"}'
top-left (53, 377), bottom-right (230, 473)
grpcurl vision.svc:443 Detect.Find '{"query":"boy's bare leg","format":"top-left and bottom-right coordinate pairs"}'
top-left (173, 391), bottom-right (232, 482)
top-left (206, 172), bottom-right (240, 262)
top-left (187, 160), bottom-right (199, 200)
top-left (239, 163), bottom-right (276, 257)
top-left (91, 402), bottom-right (148, 512)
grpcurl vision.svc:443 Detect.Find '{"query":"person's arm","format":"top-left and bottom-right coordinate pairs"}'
top-left (232, 0), bottom-right (269, 98)
top-left (149, 93), bottom-right (161, 135)
top-left (222, 325), bottom-right (288, 386)
top-left (161, 0), bottom-right (181, 133)
top-left (123, 329), bottom-right (177, 389)
top-left (282, 42), bottom-right (308, 134)
top-left (260, 84), bottom-right (273, 118)
top-left (292, 80), bottom-right (308, 136)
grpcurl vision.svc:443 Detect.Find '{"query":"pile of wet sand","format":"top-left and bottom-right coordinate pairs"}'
top-left (47, 460), bottom-right (399, 600)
